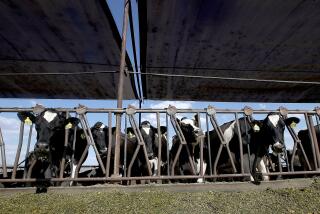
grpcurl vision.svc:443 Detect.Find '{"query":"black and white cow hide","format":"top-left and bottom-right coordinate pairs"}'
top-left (204, 113), bottom-right (299, 182)
top-left (297, 124), bottom-right (320, 171)
top-left (17, 110), bottom-right (87, 192)
top-left (170, 117), bottom-right (205, 182)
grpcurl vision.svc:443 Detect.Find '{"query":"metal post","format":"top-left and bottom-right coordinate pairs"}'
top-left (59, 112), bottom-right (69, 178)
top-left (23, 124), bottom-right (33, 179)
top-left (305, 113), bottom-right (318, 170)
top-left (0, 128), bottom-right (7, 178)
top-left (156, 112), bottom-right (161, 177)
top-left (308, 115), bottom-right (320, 169)
top-left (12, 121), bottom-right (24, 179)
top-left (114, 0), bottom-right (130, 177)
top-left (235, 113), bottom-right (244, 174)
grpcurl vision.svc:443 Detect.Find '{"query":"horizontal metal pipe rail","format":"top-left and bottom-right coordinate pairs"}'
top-left (0, 106), bottom-right (320, 186)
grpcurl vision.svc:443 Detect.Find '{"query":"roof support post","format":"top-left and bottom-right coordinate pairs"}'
top-left (113, 0), bottom-right (130, 177)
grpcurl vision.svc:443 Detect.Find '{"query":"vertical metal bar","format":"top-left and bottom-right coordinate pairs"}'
top-left (23, 124), bottom-right (33, 179)
top-left (291, 141), bottom-right (298, 172)
top-left (127, 145), bottom-right (141, 177)
top-left (308, 115), bottom-right (320, 169)
top-left (277, 154), bottom-right (283, 173)
top-left (0, 128), bottom-right (8, 178)
top-left (114, 0), bottom-right (130, 177)
top-left (235, 113), bottom-right (244, 174)
top-left (83, 114), bottom-right (106, 174)
top-left (123, 114), bottom-right (128, 177)
top-left (226, 144), bottom-right (237, 173)
top-left (60, 111), bottom-right (69, 178)
top-left (157, 112), bottom-right (161, 177)
top-left (128, 115), bottom-right (152, 176)
top-left (106, 112), bottom-right (112, 177)
top-left (27, 159), bottom-right (37, 179)
top-left (166, 114), bottom-right (170, 176)
top-left (169, 115), bottom-right (196, 175)
top-left (171, 144), bottom-right (183, 176)
top-left (128, 0), bottom-right (143, 102)
top-left (12, 121), bottom-right (24, 179)
top-left (206, 114), bottom-right (212, 176)
top-left (197, 112), bottom-right (204, 179)
top-left (71, 122), bottom-right (78, 178)
top-left (305, 113), bottom-right (318, 169)
top-left (213, 144), bottom-right (223, 175)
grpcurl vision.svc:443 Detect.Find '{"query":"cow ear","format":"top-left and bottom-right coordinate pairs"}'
top-left (251, 120), bottom-right (262, 132)
top-left (194, 114), bottom-right (199, 127)
top-left (92, 122), bottom-right (104, 130)
top-left (111, 127), bottom-right (117, 134)
top-left (285, 117), bottom-right (300, 128)
top-left (126, 127), bottom-right (135, 138)
top-left (176, 118), bottom-right (181, 125)
top-left (17, 112), bottom-right (36, 125)
top-left (160, 126), bottom-right (167, 134)
top-left (65, 117), bottom-right (80, 129)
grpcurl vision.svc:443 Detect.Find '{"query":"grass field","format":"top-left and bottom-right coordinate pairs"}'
top-left (0, 180), bottom-right (319, 213)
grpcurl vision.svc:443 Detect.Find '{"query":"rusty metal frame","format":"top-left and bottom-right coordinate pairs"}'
top-left (74, 106), bottom-right (106, 179)
top-left (167, 105), bottom-right (197, 176)
top-left (0, 128), bottom-right (7, 178)
top-left (1, 106), bottom-right (320, 186)
top-left (206, 106), bottom-right (237, 175)
top-left (126, 106), bottom-right (152, 177)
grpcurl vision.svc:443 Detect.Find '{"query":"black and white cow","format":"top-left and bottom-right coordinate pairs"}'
top-left (17, 110), bottom-right (87, 192)
top-left (205, 114), bottom-right (299, 182)
top-left (90, 121), bottom-right (167, 180)
top-left (170, 117), bottom-right (205, 182)
top-left (297, 125), bottom-right (320, 171)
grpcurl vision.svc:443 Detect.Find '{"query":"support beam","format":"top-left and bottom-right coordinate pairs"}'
top-left (113, 0), bottom-right (130, 177)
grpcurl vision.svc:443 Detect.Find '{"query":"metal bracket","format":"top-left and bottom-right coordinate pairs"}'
top-left (279, 106), bottom-right (288, 117)
top-left (206, 105), bottom-right (216, 116)
top-left (75, 105), bottom-right (87, 115)
top-left (243, 106), bottom-right (253, 116)
top-left (166, 105), bottom-right (177, 116)
top-left (126, 105), bottom-right (137, 115)
top-left (33, 104), bottom-right (45, 114)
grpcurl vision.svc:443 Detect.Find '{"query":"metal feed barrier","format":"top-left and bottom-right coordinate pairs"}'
top-left (0, 105), bottom-right (320, 186)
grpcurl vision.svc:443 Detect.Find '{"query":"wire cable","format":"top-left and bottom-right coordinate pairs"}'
top-left (129, 71), bottom-right (320, 85)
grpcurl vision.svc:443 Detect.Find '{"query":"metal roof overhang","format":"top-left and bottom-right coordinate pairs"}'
top-left (0, 0), bottom-right (137, 99)
top-left (138, 0), bottom-right (320, 102)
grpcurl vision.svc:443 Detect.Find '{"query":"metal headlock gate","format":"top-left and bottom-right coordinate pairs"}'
top-left (0, 105), bottom-right (320, 187)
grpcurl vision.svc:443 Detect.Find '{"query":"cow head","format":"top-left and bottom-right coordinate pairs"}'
top-left (91, 122), bottom-right (108, 156)
top-left (154, 126), bottom-right (167, 147)
top-left (262, 114), bottom-right (300, 153)
top-left (17, 110), bottom-right (80, 160)
top-left (179, 117), bottom-right (204, 145)
top-left (140, 121), bottom-right (156, 158)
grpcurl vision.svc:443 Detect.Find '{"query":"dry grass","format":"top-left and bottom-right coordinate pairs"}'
top-left (0, 180), bottom-right (319, 213)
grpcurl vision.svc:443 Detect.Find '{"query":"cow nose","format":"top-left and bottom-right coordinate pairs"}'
top-left (272, 142), bottom-right (284, 153)
top-left (195, 129), bottom-right (204, 137)
top-left (35, 142), bottom-right (50, 152)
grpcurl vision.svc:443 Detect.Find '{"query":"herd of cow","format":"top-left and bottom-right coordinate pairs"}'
top-left (1, 108), bottom-right (320, 192)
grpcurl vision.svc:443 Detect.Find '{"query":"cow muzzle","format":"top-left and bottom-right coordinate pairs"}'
top-left (195, 129), bottom-right (205, 140)
top-left (34, 142), bottom-right (50, 155)
top-left (272, 142), bottom-right (284, 153)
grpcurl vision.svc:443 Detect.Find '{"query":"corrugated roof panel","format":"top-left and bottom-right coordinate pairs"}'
top-left (0, 0), bottom-right (137, 99)
top-left (139, 0), bottom-right (320, 102)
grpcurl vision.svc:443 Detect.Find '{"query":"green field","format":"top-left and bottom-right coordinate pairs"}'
top-left (0, 181), bottom-right (319, 214)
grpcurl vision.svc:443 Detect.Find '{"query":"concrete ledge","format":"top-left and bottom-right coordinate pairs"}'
top-left (0, 178), bottom-right (318, 195)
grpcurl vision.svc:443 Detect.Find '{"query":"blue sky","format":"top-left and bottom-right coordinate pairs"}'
top-left (0, 0), bottom-right (319, 165)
